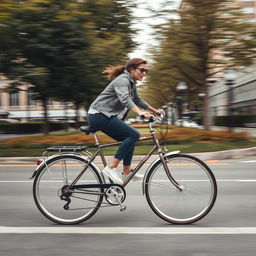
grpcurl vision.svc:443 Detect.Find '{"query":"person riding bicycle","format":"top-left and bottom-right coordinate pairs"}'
top-left (87, 58), bottom-right (164, 184)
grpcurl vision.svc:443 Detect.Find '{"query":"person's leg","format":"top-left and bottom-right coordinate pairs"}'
top-left (89, 114), bottom-right (140, 162)
top-left (122, 147), bottom-right (135, 175)
top-left (88, 114), bottom-right (140, 182)
top-left (110, 119), bottom-right (139, 161)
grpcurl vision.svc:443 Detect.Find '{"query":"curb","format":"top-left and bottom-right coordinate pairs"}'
top-left (0, 147), bottom-right (255, 163)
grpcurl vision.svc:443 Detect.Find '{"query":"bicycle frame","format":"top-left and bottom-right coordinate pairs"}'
top-left (69, 120), bottom-right (181, 190)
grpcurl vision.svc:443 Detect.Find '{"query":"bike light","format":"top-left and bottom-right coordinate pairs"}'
top-left (37, 159), bottom-right (42, 166)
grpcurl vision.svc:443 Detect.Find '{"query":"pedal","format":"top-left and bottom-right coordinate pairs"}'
top-left (105, 185), bottom-right (126, 211)
top-left (115, 194), bottom-right (126, 211)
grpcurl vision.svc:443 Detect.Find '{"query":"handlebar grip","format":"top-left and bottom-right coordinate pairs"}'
top-left (149, 115), bottom-right (155, 122)
top-left (140, 115), bottom-right (155, 123)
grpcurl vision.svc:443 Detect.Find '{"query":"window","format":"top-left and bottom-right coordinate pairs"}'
top-left (242, 7), bottom-right (254, 13)
top-left (9, 91), bottom-right (19, 106)
top-left (245, 18), bottom-right (256, 22)
top-left (46, 99), bottom-right (52, 106)
top-left (27, 88), bottom-right (36, 106)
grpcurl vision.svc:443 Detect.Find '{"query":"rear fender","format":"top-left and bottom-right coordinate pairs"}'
top-left (29, 154), bottom-right (104, 182)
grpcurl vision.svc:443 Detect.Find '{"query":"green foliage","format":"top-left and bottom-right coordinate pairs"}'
top-left (215, 114), bottom-right (256, 127)
top-left (142, 0), bottom-right (256, 126)
top-left (0, 122), bottom-right (67, 134)
top-left (0, 0), bottom-right (135, 131)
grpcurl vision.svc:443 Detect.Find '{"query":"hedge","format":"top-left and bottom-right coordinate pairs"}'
top-left (0, 122), bottom-right (74, 134)
top-left (214, 114), bottom-right (256, 127)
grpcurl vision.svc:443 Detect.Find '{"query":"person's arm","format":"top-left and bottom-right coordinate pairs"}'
top-left (131, 105), bottom-right (151, 119)
top-left (131, 105), bottom-right (165, 120)
top-left (133, 86), bottom-right (164, 116)
top-left (147, 105), bottom-right (165, 116)
top-left (114, 80), bottom-right (137, 110)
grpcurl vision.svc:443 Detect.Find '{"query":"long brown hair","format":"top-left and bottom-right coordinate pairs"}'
top-left (103, 58), bottom-right (147, 80)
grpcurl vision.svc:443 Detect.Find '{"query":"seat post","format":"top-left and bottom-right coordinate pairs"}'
top-left (93, 132), bottom-right (100, 146)
top-left (92, 132), bottom-right (107, 167)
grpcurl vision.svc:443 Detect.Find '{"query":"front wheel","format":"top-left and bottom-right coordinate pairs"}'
top-left (33, 154), bottom-right (104, 224)
top-left (145, 154), bottom-right (217, 224)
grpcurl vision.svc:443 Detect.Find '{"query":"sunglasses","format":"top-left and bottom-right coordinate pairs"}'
top-left (137, 68), bottom-right (149, 74)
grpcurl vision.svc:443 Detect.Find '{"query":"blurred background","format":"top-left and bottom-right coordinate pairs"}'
top-left (0, 0), bottom-right (256, 134)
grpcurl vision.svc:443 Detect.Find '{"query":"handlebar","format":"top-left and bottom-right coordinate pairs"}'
top-left (140, 113), bottom-right (165, 123)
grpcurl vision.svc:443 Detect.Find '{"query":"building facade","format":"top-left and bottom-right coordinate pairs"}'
top-left (0, 75), bottom-right (86, 121)
top-left (239, 0), bottom-right (256, 22)
top-left (208, 65), bottom-right (256, 118)
top-left (179, 0), bottom-right (256, 120)
top-left (180, 0), bottom-right (256, 22)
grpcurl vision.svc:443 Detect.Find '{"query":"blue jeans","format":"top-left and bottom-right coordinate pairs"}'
top-left (88, 113), bottom-right (140, 165)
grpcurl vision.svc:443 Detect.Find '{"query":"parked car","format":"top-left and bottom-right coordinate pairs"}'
top-left (175, 119), bottom-right (199, 128)
top-left (0, 118), bottom-right (19, 123)
top-left (125, 118), bottom-right (136, 124)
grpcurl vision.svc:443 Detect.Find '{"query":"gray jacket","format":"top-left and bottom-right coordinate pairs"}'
top-left (89, 70), bottom-right (149, 118)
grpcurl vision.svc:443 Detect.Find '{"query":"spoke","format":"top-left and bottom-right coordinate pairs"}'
top-left (66, 195), bottom-right (115, 210)
top-left (145, 155), bottom-right (217, 224)
top-left (70, 194), bottom-right (100, 204)
top-left (145, 181), bottom-right (180, 192)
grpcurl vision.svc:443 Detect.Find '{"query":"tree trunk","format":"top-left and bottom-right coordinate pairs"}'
top-left (75, 105), bottom-right (80, 129)
top-left (203, 85), bottom-right (210, 130)
top-left (42, 97), bottom-right (49, 135)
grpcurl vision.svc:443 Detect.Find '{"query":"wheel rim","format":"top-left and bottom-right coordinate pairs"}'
top-left (146, 156), bottom-right (217, 224)
top-left (34, 156), bottom-right (103, 224)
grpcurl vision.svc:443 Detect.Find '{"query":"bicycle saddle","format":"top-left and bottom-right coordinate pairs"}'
top-left (80, 126), bottom-right (99, 135)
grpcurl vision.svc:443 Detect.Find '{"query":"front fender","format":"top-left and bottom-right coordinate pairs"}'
top-left (142, 151), bottom-right (180, 195)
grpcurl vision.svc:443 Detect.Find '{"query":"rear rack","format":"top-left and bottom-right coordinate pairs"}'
top-left (46, 146), bottom-right (88, 152)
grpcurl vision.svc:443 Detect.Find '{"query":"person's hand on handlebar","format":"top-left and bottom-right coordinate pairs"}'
top-left (154, 108), bottom-right (165, 117)
top-left (146, 105), bottom-right (165, 117)
top-left (139, 111), bottom-right (151, 120)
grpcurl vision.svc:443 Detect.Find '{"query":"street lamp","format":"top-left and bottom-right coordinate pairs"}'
top-left (198, 92), bottom-right (205, 112)
top-left (176, 82), bottom-right (188, 120)
top-left (162, 105), bottom-right (168, 123)
top-left (162, 102), bottom-right (175, 124)
top-left (224, 69), bottom-right (237, 131)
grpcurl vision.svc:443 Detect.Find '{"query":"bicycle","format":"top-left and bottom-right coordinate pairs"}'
top-left (31, 115), bottom-right (217, 225)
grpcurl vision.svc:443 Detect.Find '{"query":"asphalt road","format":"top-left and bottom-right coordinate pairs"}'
top-left (0, 157), bottom-right (256, 255)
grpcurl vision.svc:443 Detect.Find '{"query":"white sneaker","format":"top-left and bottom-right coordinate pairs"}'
top-left (122, 171), bottom-right (144, 182)
top-left (102, 166), bottom-right (123, 184)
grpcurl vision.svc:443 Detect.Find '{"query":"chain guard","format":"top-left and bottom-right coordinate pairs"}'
top-left (105, 185), bottom-right (126, 206)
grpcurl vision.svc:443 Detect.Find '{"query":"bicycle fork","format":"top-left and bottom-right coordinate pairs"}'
top-left (159, 153), bottom-right (184, 191)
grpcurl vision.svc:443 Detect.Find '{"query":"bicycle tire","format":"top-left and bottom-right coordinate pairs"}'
top-left (33, 154), bottom-right (104, 224)
top-left (145, 154), bottom-right (217, 224)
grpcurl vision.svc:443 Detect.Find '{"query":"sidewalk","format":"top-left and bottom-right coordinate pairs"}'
top-left (210, 126), bottom-right (256, 137)
top-left (0, 147), bottom-right (255, 163)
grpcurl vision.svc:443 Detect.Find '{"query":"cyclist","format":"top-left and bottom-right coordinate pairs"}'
top-left (87, 58), bottom-right (164, 184)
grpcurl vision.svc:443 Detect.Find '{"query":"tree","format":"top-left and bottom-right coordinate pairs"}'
top-left (0, 0), bottom-right (135, 132)
top-left (142, 0), bottom-right (256, 129)
top-left (80, 0), bottom-right (135, 104)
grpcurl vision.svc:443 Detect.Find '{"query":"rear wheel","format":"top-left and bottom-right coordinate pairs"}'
top-left (33, 155), bottom-right (103, 224)
top-left (145, 154), bottom-right (217, 224)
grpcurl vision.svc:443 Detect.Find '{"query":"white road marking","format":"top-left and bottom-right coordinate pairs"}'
top-left (0, 226), bottom-right (256, 234)
top-left (0, 179), bottom-right (256, 183)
